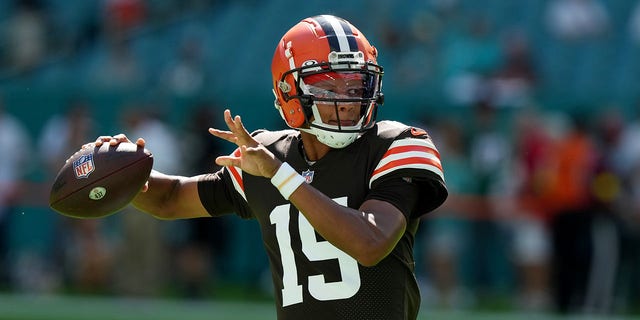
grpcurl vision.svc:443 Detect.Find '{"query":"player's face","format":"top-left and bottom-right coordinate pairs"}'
top-left (307, 77), bottom-right (365, 126)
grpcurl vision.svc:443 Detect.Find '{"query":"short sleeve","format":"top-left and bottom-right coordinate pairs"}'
top-left (197, 169), bottom-right (253, 218)
top-left (365, 177), bottom-right (420, 219)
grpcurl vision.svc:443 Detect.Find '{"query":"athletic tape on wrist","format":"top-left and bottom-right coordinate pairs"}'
top-left (270, 162), bottom-right (305, 200)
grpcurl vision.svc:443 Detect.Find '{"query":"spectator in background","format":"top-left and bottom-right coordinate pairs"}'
top-left (159, 35), bottom-right (208, 97)
top-left (37, 98), bottom-right (116, 294)
top-left (630, 2), bottom-right (640, 45)
top-left (503, 108), bottom-right (554, 311)
top-left (429, 0), bottom-right (460, 15)
top-left (491, 30), bottom-right (538, 108)
top-left (545, 0), bottom-right (610, 41)
top-left (440, 15), bottom-right (502, 107)
top-left (584, 109), bottom-right (626, 314)
top-left (419, 119), bottom-right (475, 309)
top-left (609, 102), bottom-right (640, 311)
top-left (393, 11), bottom-right (442, 92)
top-left (38, 98), bottom-right (96, 174)
top-left (613, 105), bottom-right (640, 185)
top-left (123, 105), bottom-right (180, 174)
top-left (175, 102), bottom-right (228, 298)
top-left (466, 100), bottom-right (513, 299)
top-left (60, 218), bottom-right (115, 294)
top-left (182, 103), bottom-right (227, 175)
top-left (84, 0), bottom-right (146, 90)
top-left (87, 36), bottom-right (145, 90)
top-left (112, 104), bottom-right (180, 296)
top-left (540, 111), bottom-right (600, 313)
top-left (2, 0), bottom-right (50, 72)
top-left (0, 97), bottom-right (32, 288)
top-left (102, 0), bottom-right (146, 40)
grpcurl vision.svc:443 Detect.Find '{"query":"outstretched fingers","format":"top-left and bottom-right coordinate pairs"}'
top-left (214, 154), bottom-right (238, 167)
top-left (92, 134), bottom-right (145, 148)
top-left (224, 109), bottom-right (257, 147)
top-left (208, 127), bottom-right (237, 144)
top-left (209, 109), bottom-right (258, 148)
top-left (74, 134), bottom-right (145, 164)
top-left (214, 144), bottom-right (246, 167)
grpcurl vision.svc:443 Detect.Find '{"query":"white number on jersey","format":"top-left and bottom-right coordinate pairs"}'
top-left (270, 197), bottom-right (361, 307)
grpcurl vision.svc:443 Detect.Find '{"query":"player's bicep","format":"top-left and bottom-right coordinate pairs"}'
top-left (359, 198), bottom-right (407, 243)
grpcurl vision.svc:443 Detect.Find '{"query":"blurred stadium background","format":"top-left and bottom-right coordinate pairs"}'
top-left (1, 0), bottom-right (640, 319)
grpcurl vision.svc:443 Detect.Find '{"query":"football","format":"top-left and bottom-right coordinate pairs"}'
top-left (49, 142), bottom-right (153, 218)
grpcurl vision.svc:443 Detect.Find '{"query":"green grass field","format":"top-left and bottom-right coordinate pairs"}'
top-left (0, 293), bottom-right (636, 320)
top-left (0, 294), bottom-right (274, 320)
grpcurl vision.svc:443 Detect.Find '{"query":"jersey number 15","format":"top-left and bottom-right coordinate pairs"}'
top-left (270, 197), bottom-right (361, 307)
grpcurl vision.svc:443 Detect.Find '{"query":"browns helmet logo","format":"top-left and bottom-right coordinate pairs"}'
top-left (410, 127), bottom-right (427, 137)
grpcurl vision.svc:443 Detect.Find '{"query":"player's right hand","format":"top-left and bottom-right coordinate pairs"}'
top-left (91, 134), bottom-right (146, 149)
top-left (210, 109), bottom-right (281, 179)
top-left (89, 134), bottom-right (150, 193)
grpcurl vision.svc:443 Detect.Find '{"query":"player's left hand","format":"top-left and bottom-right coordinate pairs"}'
top-left (210, 109), bottom-right (282, 178)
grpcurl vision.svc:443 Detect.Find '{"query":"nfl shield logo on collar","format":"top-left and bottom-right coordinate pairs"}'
top-left (302, 169), bottom-right (314, 184)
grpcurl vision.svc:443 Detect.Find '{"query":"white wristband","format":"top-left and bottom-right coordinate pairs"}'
top-left (270, 162), bottom-right (305, 200)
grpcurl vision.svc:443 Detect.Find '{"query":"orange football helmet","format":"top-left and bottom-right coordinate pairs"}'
top-left (271, 15), bottom-right (384, 148)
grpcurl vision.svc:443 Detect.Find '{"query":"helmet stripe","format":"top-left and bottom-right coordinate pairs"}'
top-left (315, 15), bottom-right (358, 52)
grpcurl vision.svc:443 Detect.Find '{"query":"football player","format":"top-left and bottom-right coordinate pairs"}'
top-left (94, 14), bottom-right (447, 320)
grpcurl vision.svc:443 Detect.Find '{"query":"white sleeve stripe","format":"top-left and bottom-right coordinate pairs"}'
top-left (375, 151), bottom-right (441, 170)
top-left (369, 163), bottom-right (444, 188)
top-left (389, 138), bottom-right (437, 150)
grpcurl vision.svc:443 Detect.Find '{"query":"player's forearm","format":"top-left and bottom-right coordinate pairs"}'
top-left (289, 184), bottom-right (405, 266)
top-left (132, 170), bottom-right (208, 219)
top-left (131, 170), bottom-right (180, 218)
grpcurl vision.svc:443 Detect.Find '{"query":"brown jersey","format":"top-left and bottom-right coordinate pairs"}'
top-left (198, 120), bottom-right (447, 320)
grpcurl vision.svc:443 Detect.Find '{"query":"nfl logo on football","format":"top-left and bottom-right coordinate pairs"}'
top-left (73, 154), bottom-right (95, 179)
